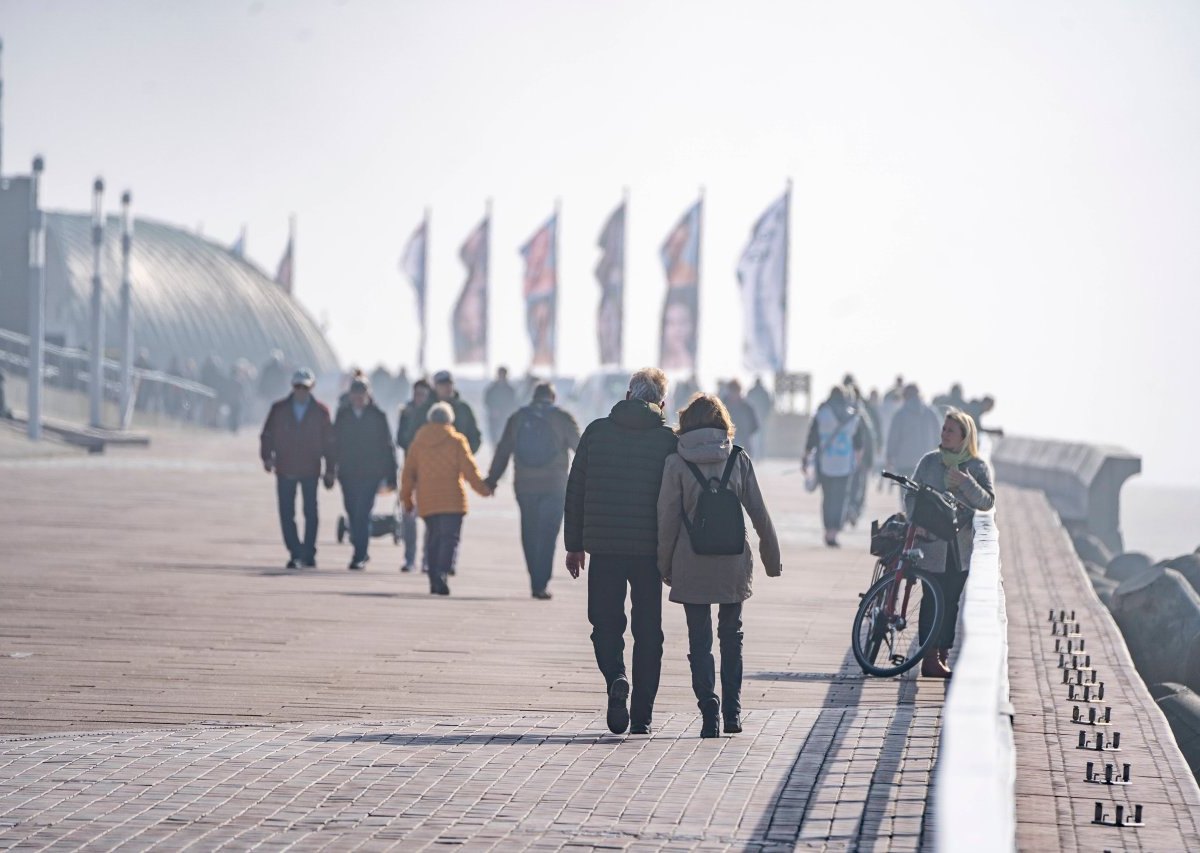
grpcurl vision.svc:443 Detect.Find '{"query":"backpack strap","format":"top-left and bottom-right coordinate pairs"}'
top-left (683, 460), bottom-right (711, 491)
top-left (719, 446), bottom-right (743, 490)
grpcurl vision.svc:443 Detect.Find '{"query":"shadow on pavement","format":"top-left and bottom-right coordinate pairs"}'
top-left (305, 732), bottom-right (641, 747)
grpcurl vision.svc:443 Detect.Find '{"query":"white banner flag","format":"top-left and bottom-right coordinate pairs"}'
top-left (737, 192), bottom-right (788, 372)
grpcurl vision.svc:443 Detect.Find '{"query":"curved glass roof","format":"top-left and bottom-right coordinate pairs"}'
top-left (43, 212), bottom-right (339, 375)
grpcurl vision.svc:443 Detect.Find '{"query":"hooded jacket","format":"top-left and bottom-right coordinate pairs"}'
top-left (656, 428), bottom-right (781, 604)
top-left (412, 392), bottom-right (482, 453)
top-left (401, 422), bottom-right (490, 518)
top-left (564, 398), bottom-right (679, 556)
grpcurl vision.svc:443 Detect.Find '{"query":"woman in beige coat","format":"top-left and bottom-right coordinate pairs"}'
top-left (656, 394), bottom-right (782, 738)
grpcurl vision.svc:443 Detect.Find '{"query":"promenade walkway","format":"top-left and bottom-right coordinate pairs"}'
top-left (0, 430), bottom-right (945, 850)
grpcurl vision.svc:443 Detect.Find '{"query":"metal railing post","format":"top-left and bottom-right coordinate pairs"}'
top-left (88, 177), bottom-right (105, 428)
top-left (26, 155), bottom-right (45, 441)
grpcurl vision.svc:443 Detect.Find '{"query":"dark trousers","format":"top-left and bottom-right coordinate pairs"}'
top-left (920, 542), bottom-right (968, 648)
top-left (587, 554), bottom-right (664, 725)
top-left (684, 603), bottom-right (744, 719)
top-left (819, 474), bottom-right (850, 531)
top-left (340, 478), bottom-right (377, 561)
top-left (424, 513), bottom-right (464, 588)
top-left (276, 475), bottom-right (318, 561)
top-left (516, 490), bottom-right (565, 593)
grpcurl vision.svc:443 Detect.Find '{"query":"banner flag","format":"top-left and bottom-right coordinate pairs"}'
top-left (737, 191), bottom-right (789, 372)
top-left (401, 218), bottom-right (428, 371)
top-left (658, 199), bottom-right (702, 371)
top-left (274, 219), bottom-right (294, 295)
top-left (595, 202), bottom-right (625, 367)
top-left (519, 213), bottom-right (558, 369)
top-left (453, 216), bottom-right (489, 365)
top-left (231, 226), bottom-right (247, 259)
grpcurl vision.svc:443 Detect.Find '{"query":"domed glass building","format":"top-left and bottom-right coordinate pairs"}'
top-left (38, 212), bottom-right (338, 375)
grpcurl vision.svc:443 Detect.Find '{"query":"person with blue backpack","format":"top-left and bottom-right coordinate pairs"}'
top-left (656, 393), bottom-right (782, 738)
top-left (486, 382), bottom-right (581, 599)
top-left (803, 385), bottom-right (871, 548)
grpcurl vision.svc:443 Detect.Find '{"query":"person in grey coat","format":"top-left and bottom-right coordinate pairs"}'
top-left (904, 408), bottom-right (995, 678)
top-left (886, 384), bottom-right (942, 487)
top-left (656, 394), bottom-right (782, 738)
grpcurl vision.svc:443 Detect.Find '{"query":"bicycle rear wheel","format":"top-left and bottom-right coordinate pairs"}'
top-left (851, 567), bottom-right (943, 677)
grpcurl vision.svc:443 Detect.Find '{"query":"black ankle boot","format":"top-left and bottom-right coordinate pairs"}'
top-left (699, 698), bottom-right (720, 738)
top-left (723, 714), bottom-right (742, 734)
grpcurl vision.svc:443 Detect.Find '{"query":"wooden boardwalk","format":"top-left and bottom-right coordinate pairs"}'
top-left (0, 429), bottom-right (944, 850)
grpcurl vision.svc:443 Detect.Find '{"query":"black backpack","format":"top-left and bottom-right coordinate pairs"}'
top-left (514, 406), bottom-right (559, 467)
top-left (682, 447), bottom-right (746, 556)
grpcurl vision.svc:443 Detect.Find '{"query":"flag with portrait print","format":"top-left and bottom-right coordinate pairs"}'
top-left (737, 191), bottom-right (789, 372)
top-left (595, 202), bottom-right (625, 367)
top-left (520, 213), bottom-right (557, 369)
top-left (658, 199), bottom-right (702, 371)
top-left (453, 217), bottom-right (489, 365)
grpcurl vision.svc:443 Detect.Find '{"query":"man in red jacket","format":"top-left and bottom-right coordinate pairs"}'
top-left (260, 368), bottom-right (336, 569)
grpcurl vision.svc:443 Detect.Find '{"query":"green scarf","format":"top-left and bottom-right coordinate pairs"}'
top-left (940, 447), bottom-right (972, 490)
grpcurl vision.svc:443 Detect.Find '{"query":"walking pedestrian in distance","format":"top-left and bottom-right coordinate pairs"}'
top-left (485, 382), bottom-right (581, 600)
top-left (564, 368), bottom-right (679, 735)
top-left (803, 386), bottom-right (870, 548)
top-left (885, 384), bottom-right (941, 489)
top-left (907, 409), bottom-right (995, 678)
top-left (259, 368), bottom-right (336, 569)
top-left (484, 366), bottom-right (519, 446)
top-left (746, 377), bottom-right (773, 458)
top-left (401, 402), bottom-right (494, 595)
top-left (656, 394), bottom-right (781, 738)
top-left (334, 379), bottom-right (398, 570)
top-left (396, 378), bottom-right (433, 572)
top-left (720, 380), bottom-right (760, 457)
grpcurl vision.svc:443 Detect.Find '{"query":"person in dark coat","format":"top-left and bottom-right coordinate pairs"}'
top-left (564, 367), bottom-right (679, 736)
top-left (259, 368), bottom-right (336, 569)
top-left (396, 378), bottom-right (433, 572)
top-left (334, 379), bottom-right (398, 570)
top-left (486, 381), bottom-right (581, 599)
top-left (413, 370), bottom-right (482, 453)
top-left (483, 366), bottom-right (519, 445)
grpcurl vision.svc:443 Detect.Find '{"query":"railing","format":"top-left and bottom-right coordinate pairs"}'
top-left (0, 327), bottom-right (217, 429)
top-left (935, 446), bottom-right (1015, 852)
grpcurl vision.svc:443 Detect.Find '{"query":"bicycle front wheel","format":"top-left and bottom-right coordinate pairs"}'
top-left (851, 567), bottom-right (944, 677)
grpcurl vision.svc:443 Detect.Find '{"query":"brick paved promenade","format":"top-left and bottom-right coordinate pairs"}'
top-left (0, 430), bottom-right (944, 850)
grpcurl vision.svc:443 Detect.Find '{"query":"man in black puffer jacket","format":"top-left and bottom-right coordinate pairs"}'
top-left (565, 367), bottom-right (678, 735)
top-left (334, 379), bottom-right (398, 571)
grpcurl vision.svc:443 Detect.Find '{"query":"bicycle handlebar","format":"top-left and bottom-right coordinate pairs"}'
top-left (880, 470), bottom-right (966, 509)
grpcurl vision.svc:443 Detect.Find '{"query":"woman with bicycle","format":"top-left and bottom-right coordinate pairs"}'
top-left (656, 394), bottom-right (782, 738)
top-left (906, 408), bottom-right (995, 678)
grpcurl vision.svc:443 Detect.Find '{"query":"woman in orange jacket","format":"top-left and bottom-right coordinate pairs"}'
top-left (401, 402), bottom-right (493, 595)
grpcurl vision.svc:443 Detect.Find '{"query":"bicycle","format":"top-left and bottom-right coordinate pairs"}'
top-left (850, 471), bottom-right (964, 677)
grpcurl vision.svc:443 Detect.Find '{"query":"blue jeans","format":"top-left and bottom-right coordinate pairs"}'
top-left (340, 478), bottom-right (378, 561)
top-left (276, 475), bottom-right (318, 561)
top-left (516, 490), bottom-right (565, 594)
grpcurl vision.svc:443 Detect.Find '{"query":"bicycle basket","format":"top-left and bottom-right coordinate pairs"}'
top-left (869, 513), bottom-right (908, 557)
top-left (912, 487), bottom-right (960, 541)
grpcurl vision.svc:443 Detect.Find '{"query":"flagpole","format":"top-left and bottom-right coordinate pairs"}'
top-left (620, 187), bottom-right (628, 373)
top-left (421, 206), bottom-right (430, 376)
top-left (484, 197), bottom-right (492, 379)
top-left (695, 186), bottom-right (704, 386)
top-left (553, 197), bottom-right (561, 379)
top-left (782, 178), bottom-right (792, 379)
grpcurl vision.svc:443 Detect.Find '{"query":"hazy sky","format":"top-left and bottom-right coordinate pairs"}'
top-left (4, 0), bottom-right (1198, 484)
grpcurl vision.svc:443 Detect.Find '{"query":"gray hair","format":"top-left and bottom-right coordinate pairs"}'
top-left (628, 367), bottom-right (668, 404)
top-left (427, 401), bottom-right (455, 424)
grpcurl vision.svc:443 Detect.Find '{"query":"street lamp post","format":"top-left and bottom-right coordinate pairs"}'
top-left (26, 156), bottom-right (45, 441)
top-left (88, 177), bottom-right (105, 429)
top-left (117, 190), bottom-right (134, 428)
